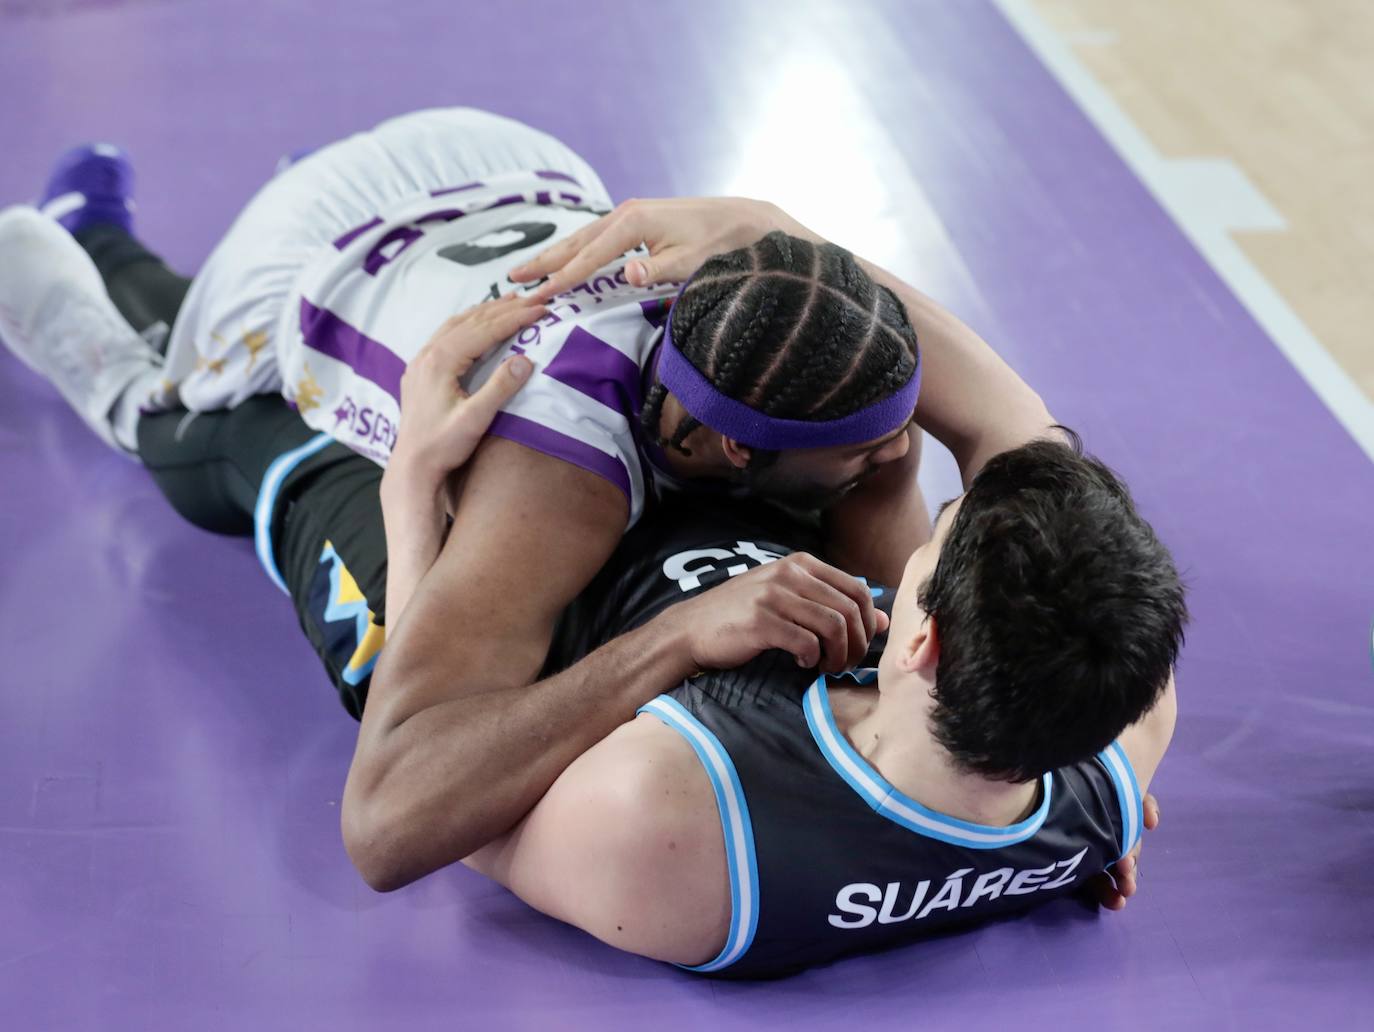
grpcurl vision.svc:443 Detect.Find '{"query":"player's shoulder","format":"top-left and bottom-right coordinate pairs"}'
top-left (575, 714), bottom-right (731, 960)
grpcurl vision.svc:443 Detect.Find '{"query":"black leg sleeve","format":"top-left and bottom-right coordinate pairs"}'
top-left (135, 395), bottom-right (320, 535)
top-left (135, 395), bottom-right (387, 718)
top-left (74, 223), bottom-right (192, 340)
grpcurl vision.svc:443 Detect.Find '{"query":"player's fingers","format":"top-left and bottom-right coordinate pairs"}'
top-left (531, 244), bottom-right (631, 300)
top-left (1117, 866), bottom-right (1138, 899)
top-left (759, 613), bottom-right (822, 669)
top-left (788, 555), bottom-right (881, 652)
top-left (529, 211), bottom-right (647, 299)
top-left (1143, 793), bottom-right (1160, 831)
top-left (1110, 851), bottom-right (1143, 890)
top-left (435, 303), bottom-right (547, 372)
top-left (508, 216), bottom-right (612, 282)
top-left (774, 593), bottom-right (857, 673)
top-left (798, 576), bottom-right (871, 670)
top-left (456, 354), bottom-right (534, 429)
top-left (623, 253), bottom-right (675, 288)
top-left (1085, 872), bottom-right (1122, 910)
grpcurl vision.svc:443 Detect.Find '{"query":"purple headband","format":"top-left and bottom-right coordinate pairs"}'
top-left (659, 282), bottom-right (921, 450)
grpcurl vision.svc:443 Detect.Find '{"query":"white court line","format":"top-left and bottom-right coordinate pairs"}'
top-left (994, 0), bottom-right (1374, 463)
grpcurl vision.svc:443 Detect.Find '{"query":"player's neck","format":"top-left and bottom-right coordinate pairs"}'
top-left (830, 681), bottom-right (1042, 828)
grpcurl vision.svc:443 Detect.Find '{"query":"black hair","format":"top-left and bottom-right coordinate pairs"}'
top-left (641, 231), bottom-right (918, 460)
top-left (918, 434), bottom-right (1187, 782)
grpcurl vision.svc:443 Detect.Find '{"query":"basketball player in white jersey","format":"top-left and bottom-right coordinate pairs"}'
top-left (3, 108), bottom-right (1071, 895)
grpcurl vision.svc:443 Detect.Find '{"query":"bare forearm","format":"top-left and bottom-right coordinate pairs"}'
top-left (343, 612), bottom-right (697, 890)
top-left (379, 471), bottom-right (447, 630)
top-left (765, 203), bottom-right (1057, 482)
top-left (863, 271), bottom-right (1055, 482)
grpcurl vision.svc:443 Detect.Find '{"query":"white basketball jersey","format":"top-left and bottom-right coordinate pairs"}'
top-left (275, 169), bottom-right (677, 525)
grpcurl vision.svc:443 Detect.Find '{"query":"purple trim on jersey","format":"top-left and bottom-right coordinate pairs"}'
top-left (363, 225), bottom-right (424, 276)
top-left (430, 181), bottom-right (484, 197)
top-left (332, 217), bottom-right (384, 250)
top-left (299, 299), bottom-right (404, 400)
top-left (543, 327), bottom-right (644, 418)
top-left (414, 208), bottom-right (466, 225)
top-left (487, 412), bottom-right (632, 502)
top-left (534, 170), bottom-right (583, 186)
top-left (639, 297), bottom-right (672, 330)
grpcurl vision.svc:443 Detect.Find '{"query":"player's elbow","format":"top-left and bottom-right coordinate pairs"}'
top-left (341, 784), bottom-right (423, 893)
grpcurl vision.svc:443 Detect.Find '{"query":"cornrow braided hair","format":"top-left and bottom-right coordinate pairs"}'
top-left (641, 231), bottom-right (919, 460)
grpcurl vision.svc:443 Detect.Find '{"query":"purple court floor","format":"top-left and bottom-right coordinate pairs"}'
top-left (3, 2), bottom-right (1372, 1029)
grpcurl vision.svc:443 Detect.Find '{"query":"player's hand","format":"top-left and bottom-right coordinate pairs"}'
top-left (388, 294), bottom-right (545, 492)
top-left (508, 197), bottom-right (808, 301)
top-left (1090, 792), bottom-right (1160, 911)
top-left (667, 552), bottom-right (890, 674)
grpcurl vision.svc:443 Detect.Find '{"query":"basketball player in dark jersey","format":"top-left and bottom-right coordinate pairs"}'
top-left (2, 253), bottom-right (1181, 975)
top-left (2, 141), bottom-right (1161, 927)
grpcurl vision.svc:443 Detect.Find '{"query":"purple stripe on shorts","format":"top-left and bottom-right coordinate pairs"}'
top-left (430, 181), bottom-right (484, 197)
top-left (487, 411), bottom-right (632, 503)
top-left (299, 299), bottom-right (404, 400)
top-left (534, 170), bottom-right (583, 187)
top-left (543, 327), bottom-right (644, 417)
top-left (333, 217), bottom-right (384, 250)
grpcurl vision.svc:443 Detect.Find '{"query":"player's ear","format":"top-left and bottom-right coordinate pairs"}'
top-left (898, 615), bottom-right (940, 675)
top-left (721, 436), bottom-right (752, 469)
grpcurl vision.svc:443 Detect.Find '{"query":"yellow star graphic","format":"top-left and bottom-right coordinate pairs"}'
top-left (294, 363), bottom-right (324, 414)
top-left (241, 329), bottom-right (270, 372)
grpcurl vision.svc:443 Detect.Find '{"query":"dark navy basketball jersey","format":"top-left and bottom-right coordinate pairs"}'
top-left (547, 496), bottom-right (1144, 979)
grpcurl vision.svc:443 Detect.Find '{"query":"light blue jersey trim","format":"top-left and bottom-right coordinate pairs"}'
top-left (803, 677), bottom-right (1053, 849)
top-left (254, 433), bottom-right (334, 593)
top-left (1095, 741), bottom-right (1143, 862)
top-left (639, 695), bottom-right (759, 973)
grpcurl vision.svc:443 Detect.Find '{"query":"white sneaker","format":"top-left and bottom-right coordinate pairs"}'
top-left (0, 205), bottom-right (162, 453)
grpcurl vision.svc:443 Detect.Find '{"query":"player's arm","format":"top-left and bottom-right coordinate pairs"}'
top-left (1091, 672), bottom-right (1176, 911)
top-left (466, 714), bottom-right (729, 966)
top-left (345, 298), bottom-right (883, 892)
top-left (341, 298), bottom-right (630, 890)
top-left (349, 490), bottom-right (884, 895)
top-left (346, 434), bottom-right (629, 891)
top-left (1116, 671), bottom-right (1177, 796)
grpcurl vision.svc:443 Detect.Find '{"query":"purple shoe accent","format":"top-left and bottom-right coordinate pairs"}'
top-left (39, 143), bottom-right (135, 235)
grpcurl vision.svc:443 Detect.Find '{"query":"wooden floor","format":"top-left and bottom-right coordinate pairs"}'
top-left (1029, 0), bottom-right (1374, 400)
